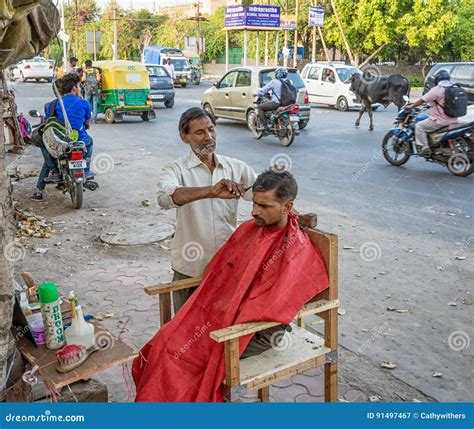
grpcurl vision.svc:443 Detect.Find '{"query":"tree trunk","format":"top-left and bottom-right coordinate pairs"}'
top-left (0, 71), bottom-right (16, 400)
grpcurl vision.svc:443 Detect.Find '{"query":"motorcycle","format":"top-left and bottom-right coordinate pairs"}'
top-left (249, 97), bottom-right (300, 147)
top-left (29, 109), bottom-right (99, 209)
top-left (190, 66), bottom-right (201, 85)
top-left (382, 98), bottom-right (474, 177)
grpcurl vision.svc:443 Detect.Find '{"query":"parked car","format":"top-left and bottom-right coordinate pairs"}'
top-left (145, 64), bottom-right (175, 108)
top-left (301, 61), bottom-right (363, 111)
top-left (201, 66), bottom-right (311, 130)
top-left (423, 62), bottom-right (474, 104)
top-left (12, 57), bottom-right (54, 82)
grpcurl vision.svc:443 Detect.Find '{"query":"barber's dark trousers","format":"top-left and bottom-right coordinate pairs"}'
top-left (258, 101), bottom-right (280, 128)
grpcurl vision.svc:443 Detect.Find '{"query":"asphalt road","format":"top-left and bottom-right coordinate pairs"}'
top-left (10, 80), bottom-right (474, 401)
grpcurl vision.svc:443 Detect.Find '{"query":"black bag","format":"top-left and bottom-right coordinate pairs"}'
top-left (278, 78), bottom-right (297, 106)
top-left (83, 68), bottom-right (100, 95)
top-left (442, 85), bottom-right (468, 118)
top-left (31, 124), bottom-right (45, 148)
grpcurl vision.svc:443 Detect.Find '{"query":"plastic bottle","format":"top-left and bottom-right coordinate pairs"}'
top-left (65, 292), bottom-right (95, 349)
top-left (37, 282), bottom-right (65, 350)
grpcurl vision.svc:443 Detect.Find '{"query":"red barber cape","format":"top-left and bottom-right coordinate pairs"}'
top-left (132, 213), bottom-right (329, 402)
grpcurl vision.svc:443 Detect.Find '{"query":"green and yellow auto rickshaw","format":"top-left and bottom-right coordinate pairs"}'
top-left (93, 60), bottom-right (155, 124)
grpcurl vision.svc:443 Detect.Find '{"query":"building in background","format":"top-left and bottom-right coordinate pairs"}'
top-left (157, 0), bottom-right (239, 18)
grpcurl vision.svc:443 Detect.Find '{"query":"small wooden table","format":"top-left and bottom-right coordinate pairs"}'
top-left (14, 322), bottom-right (137, 390)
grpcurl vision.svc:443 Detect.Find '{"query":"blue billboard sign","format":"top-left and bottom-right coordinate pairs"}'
top-left (225, 5), bottom-right (246, 27)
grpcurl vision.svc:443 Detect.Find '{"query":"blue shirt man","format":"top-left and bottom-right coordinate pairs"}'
top-left (254, 78), bottom-right (282, 103)
top-left (45, 74), bottom-right (94, 178)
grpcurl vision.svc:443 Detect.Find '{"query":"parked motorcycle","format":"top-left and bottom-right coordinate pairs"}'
top-left (382, 101), bottom-right (474, 177)
top-left (29, 109), bottom-right (99, 209)
top-left (249, 97), bottom-right (300, 147)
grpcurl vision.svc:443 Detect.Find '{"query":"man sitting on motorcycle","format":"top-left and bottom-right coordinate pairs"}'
top-left (253, 67), bottom-right (288, 132)
top-left (407, 70), bottom-right (458, 156)
top-left (46, 73), bottom-right (94, 179)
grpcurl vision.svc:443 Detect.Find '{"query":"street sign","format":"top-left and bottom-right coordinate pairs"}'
top-left (309, 6), bottom-right (324, 27)
top-left (86, 30), bottom-right (102, 55)
top-left (225, 5), bottom-right (280, 29)
top-left (281, 14), bottom-right (297, 30)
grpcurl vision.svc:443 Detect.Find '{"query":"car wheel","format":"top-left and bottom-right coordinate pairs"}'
top-left (203, 103), bottom-right (216, 121)
top-left (337, 96), bottom-right (349, 111)
top-left (181, 83), bottom-right (187, 88)
top-left (105, 108), bottom-right (115, 124)
top-left (298, 120), bottom-right (309, 130)
top-left (164, 100), bottom-right (174, 108)
top-left (47, 78), bottom-right (52, 83)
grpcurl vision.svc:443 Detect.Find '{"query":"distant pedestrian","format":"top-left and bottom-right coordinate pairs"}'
top-left (82, 60), bottom-right (101, 123)
top-left (163, 58), bottom-right (175, 80)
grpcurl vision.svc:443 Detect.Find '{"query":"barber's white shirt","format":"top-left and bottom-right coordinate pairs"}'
top-left (164, 63), bottom-right (175, 79)
top-left (157, 151), bottom-right (257, 277)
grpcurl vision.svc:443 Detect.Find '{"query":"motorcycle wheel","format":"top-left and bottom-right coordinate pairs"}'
top-left (247, 110), bottom-right (262, 139)
top-left (382, 132), bottom-right (411, 166)
top-left (278, 119), bottom-right (295, 147)
top-left (69, 180), bottom-right (83, 209)
top-left (446, 137), bottom-right (474, 177)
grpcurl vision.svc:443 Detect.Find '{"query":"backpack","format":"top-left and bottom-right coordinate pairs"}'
top-left (42, 99), bottom-right (78, 158)
top-left (83, 68), bottom-right (100, 95)
top-left (277, 78), bottom-right (297, 106)
top-left (441, 85), bottom-right (468, 118)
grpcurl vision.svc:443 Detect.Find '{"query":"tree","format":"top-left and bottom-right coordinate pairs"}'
top-left (447, 0), bottom-right (474, 61)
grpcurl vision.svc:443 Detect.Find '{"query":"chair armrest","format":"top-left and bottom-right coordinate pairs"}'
top-left (144, 276), bottom-right (202, 295)
top-left (210, 321), bottom-right (281, 343)
top-left (297, 299), bottom-right (339, 318)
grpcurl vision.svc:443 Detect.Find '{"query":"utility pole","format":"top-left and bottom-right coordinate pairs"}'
top-left (196, 0), bottom-right (201, 56)
top-left (61, 0), bottom-right (68, 67)
top-left (293, 0), bottom-right (298, 68)
top-left (75, 0), bottom-right (79, 55)
top-left (113, 7), bottom-right (118, 60)
top-left (283, 0), bottom-right (288, 67)
top-left (311, 0), bottom-right (316, 62)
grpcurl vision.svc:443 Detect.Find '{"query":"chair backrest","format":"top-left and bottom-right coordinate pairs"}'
top-left (303, 227), bottom-right (339, 302)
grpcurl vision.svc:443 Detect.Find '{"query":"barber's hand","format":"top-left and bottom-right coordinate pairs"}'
top-left (211, 179), bottom-right (245, 199)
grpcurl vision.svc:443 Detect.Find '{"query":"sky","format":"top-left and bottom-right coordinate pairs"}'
top-left (95, 0), bottom-right (194, 11)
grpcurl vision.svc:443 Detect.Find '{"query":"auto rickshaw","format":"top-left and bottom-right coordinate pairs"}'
top-left (93, 60), bottom-right (155, 124)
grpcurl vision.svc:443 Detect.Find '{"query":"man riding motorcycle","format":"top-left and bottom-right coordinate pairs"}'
top-left (253, 67), bottom-right (289, 132)
top-left (407, 69), bottom-right (459, 156)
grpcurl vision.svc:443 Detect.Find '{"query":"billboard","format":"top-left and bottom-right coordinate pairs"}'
top-left (309, 6), bottom-right (324, 27)
top-left (280, 14), bottom-right (297, 30)
top-left (225, 5), bottom-right (281, 29)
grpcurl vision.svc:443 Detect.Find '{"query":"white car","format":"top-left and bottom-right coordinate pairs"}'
top-left (12, 57), bottom-right (54, 82)
top-left (301, 62), bottom-right (364, 111)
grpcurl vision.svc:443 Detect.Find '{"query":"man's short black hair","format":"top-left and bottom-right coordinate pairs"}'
top-left (70, 56), bottom-right (78, 62)
top-left (58, 73), bottom-right (80, 95)
top-left (252, 169), bottom-right (298, 202)
top-left (84, 60), bottom-right (92, 67)
top-left (179, 107), bottom-right (216, 134)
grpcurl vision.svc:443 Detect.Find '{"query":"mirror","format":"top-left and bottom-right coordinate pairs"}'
top-left (213, 81), bottom-right (218, 87)
top-left (28, 109), bottom-right (41, 118)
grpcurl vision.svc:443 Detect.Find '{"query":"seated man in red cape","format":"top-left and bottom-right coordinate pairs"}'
top-left (132, 169), bottom-right (329, 402)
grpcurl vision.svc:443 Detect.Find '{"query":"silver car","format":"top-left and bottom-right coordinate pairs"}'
top-left (202, 66), bottom-right (311, 130)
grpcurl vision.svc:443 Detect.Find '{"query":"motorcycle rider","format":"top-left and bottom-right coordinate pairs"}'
top-left (253, 67), bottom-right (288, 132)
top-left (407, 69), bottom-right (458, 156)
top-left (45, 74), bottom-right (94, 178)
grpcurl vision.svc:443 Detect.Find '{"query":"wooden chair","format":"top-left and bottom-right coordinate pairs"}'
top-left (144, 214), bottom-right (339, 402)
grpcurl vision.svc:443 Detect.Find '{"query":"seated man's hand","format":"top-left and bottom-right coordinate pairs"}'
top-left (211, 179), bottom-right (245, 199)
